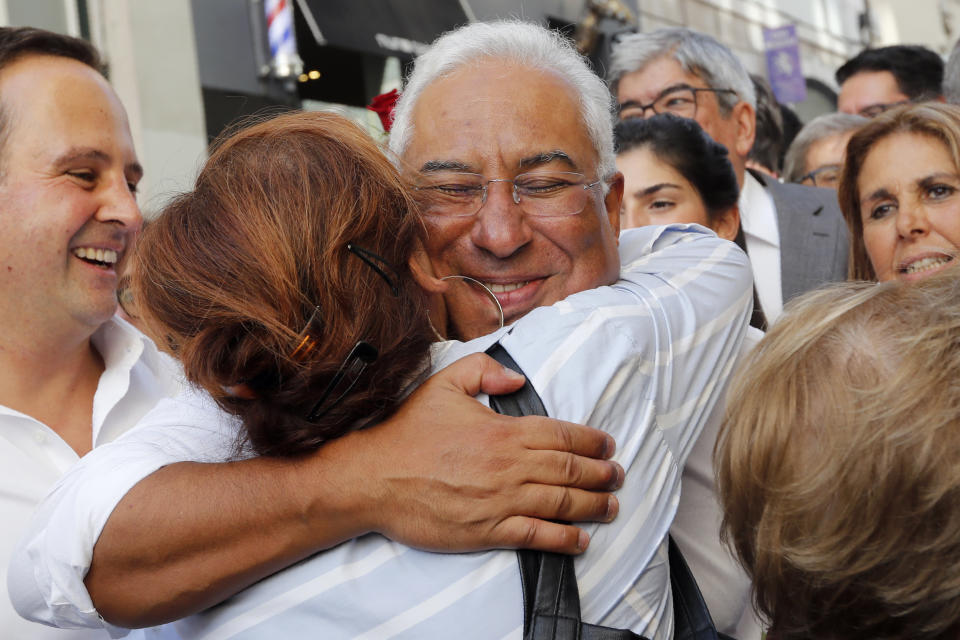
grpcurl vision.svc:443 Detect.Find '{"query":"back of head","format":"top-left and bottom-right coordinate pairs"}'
top-left (608, 28), bottom-right (756, 112)
top-left (132, 111), bottom-right (433, 457)
top-left (389, 20), bottom-right (616, 179)
top-left (836, 45), bottom-right (944, 101)
top-left (748, 74), bottom-right (785, 175)
top-left (783, 112), bottom-right (868, 183)
top-left (717, 272), bottom-right (960, 639)
top-left (838, 102), bottom-right (960, 279)
top-left (614, 113), bottom-right (739, 219)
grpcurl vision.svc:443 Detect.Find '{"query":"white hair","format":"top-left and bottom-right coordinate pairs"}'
top-left (608, 28), bottom-right (756, 113)
top-left (388, 20), bottom-right (616, 180)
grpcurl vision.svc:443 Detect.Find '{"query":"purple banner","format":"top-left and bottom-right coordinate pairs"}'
top-left (763, 25), bottom-right (807, 104)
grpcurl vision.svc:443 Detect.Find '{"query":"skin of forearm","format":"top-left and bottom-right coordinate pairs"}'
top-left (84, 355), bottom-right (620, 628)
top-left (85, 441), bottom-right (371, 628)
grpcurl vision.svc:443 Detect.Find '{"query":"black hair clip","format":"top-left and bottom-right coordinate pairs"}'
top-left (347, 243), bottom-right (400, 296)
top-left (305, 341), bottom-right (379, 422)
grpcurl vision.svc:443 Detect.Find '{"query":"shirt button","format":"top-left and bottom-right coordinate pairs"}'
top-left (33, 430), bottom-right (47, 444)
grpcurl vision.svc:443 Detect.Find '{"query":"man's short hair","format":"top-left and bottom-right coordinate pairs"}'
top-left (782, 112), bottom-right (868, 183)
top-left (0, 27), bottom-right (103, 164)
top-left (0, 26), bottom-right (102, 72)
top-left (389, 20), bottom-right (616, 180)
top-left (718, 273), bottom-right (960, 639)
top-left (607, 28), bottom-right (757, 114)
top-left (835, 45), bottom-right (944, 101)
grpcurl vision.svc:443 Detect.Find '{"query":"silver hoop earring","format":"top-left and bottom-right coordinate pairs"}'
top-left (434, 275), bottom-right (505, 339)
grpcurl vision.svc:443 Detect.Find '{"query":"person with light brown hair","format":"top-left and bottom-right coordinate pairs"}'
top-left (838, 102), bottom-right (960, 281)
top-left (716, 271), bottom-right (960, 640)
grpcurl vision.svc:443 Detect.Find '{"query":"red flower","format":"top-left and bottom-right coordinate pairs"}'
top-left (367, 88), bottom-right (399, 133)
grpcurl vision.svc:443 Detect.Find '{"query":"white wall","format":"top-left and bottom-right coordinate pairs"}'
top-left (88, 0), bottom-right (207, 217)
top-left (1, 0), bottom-right (208, 218)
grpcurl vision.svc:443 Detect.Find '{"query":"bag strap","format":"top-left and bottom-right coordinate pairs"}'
top-left (485, 343), bottom-right (644, 640)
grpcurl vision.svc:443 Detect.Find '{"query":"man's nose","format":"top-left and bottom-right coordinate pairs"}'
top-left (469, 180), bottom-right (532, 259)
top-left (97, 176), bottom-right (143, 233)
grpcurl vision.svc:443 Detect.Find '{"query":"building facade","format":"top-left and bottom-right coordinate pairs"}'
top-left (2, 0), bottom-right (955, 213)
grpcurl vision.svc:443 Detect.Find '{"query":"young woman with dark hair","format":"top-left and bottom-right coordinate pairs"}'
top-left (614, 113), bottom-right (741, 240)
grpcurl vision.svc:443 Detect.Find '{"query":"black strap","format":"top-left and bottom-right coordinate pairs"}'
top-left (732, 225), bottom-right (768, 332)
top-left (486, 343), bottom-right (644, 640)
top-left (484, 342), bottom-right (729, 640)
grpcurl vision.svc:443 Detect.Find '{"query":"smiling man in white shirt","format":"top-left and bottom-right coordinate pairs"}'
top-left (0, 27), bottom-right (183, 639)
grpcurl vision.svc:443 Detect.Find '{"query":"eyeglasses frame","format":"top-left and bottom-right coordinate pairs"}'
top-left (412, 171), bottom-right (604, 218)
top-left (617, 84), bottom-right (739, 119)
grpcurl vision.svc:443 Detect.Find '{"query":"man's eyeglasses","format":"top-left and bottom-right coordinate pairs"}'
top-left (618, 85), bottom-right (738, 120)
top-left (798, 164), bottom-right (842, 189)
top-left (412, 171), bottom-right (603, 218)
top-left (858, 100), bottom-right (910, 118)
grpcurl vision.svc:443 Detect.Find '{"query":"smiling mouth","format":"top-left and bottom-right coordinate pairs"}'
top-left (898, 255), bottom-right (954, 276)
top-left (480, 281), bottom-right (530, 294)
top-left (73, 247), bottom-right (119, 269)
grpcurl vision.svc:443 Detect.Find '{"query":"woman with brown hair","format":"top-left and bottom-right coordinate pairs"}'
top-left (129, 111), bottom-right (436, 455)
top-left (838, 102), bottom-right (960, 282)
top-left (716, 272), bottom-right (960, 639)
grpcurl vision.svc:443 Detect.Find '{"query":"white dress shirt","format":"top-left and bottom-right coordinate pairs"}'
top-left (739, 172), bottom-right (783, 323)
top-left (0, 316), bottom-right (182, 640)
top-left (11, 226), bottom-right (752, 640)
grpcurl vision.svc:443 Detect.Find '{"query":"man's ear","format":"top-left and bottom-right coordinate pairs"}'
top-left (408, 247), bottom-right (446, 294)
top-left (731, 101), bottom-right (757, 160)
top-left (409, 246), bottom-right (450, 339)
top-left (711, 204), bottom-right (741, 242)
top-left (604, 171), bottom-right (624, 241)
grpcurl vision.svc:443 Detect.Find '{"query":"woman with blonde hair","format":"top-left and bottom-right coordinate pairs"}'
top-left (838, 102), bottom-right (960, 281)
top-left (716, 271), bottom-right (960, 639)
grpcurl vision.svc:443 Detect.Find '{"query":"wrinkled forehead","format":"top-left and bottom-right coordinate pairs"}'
top-left (402, 61), bottom-right (599, 175)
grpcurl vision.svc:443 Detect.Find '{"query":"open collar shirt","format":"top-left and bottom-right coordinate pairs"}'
top-left (1, 316), bottom-right (182, 639)
top-left (738, 171), bottom-right (783, 323)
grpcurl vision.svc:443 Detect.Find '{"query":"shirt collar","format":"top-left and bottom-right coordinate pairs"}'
top-left (738, 171), bottom-right (780, 248)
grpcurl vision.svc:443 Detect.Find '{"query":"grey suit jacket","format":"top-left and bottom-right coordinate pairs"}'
top-left (750, 170), bottom-right (849, 303)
